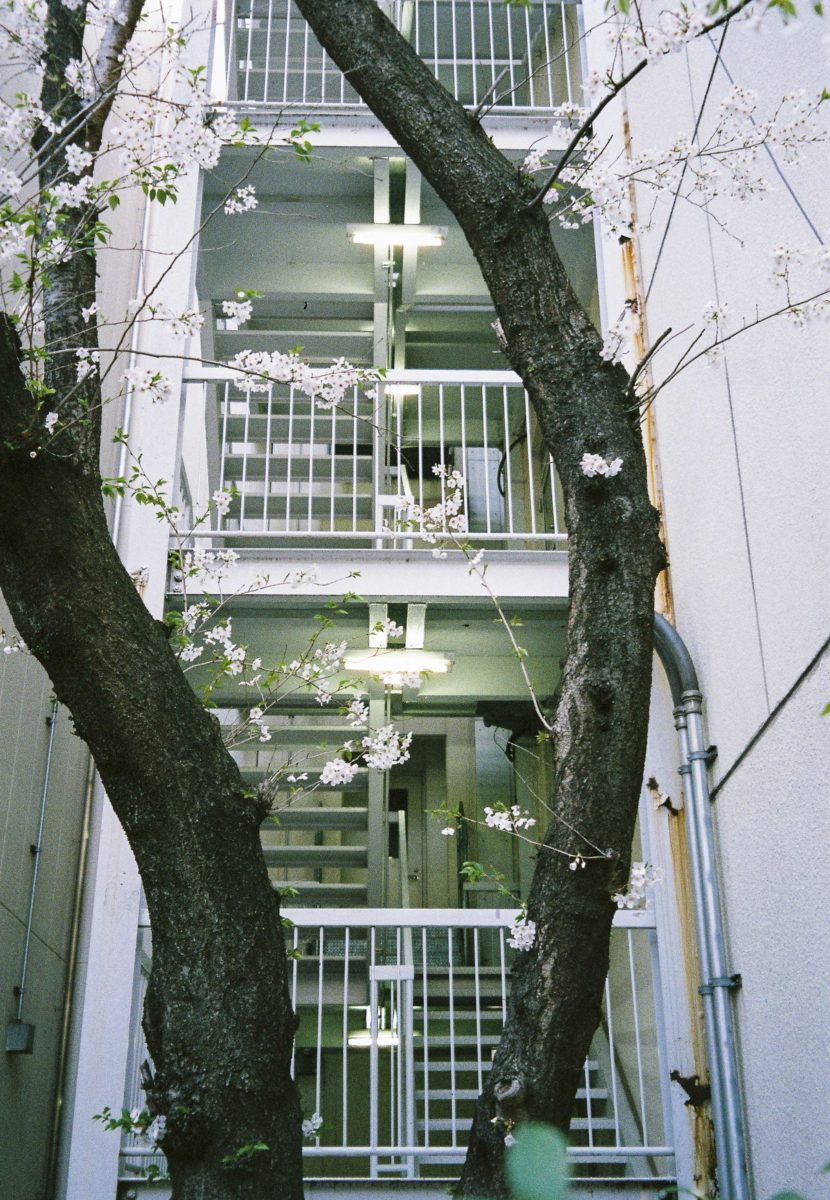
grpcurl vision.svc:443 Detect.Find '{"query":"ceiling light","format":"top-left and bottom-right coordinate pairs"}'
top-left (347, 223), bottom-right (447, 248)
top-left (344, 648), bottom-right (454, 675)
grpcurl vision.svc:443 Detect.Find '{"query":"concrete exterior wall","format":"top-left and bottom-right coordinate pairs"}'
top-left (0, 596), bottom-right (90, 1200)
top-left (597, 14), bottom-right (830, 1198)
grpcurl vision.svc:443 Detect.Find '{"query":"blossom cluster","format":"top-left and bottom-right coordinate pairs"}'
top-left (388, 463), bottom-right (467, 552)
top-left (1, 629), bottom-right (27, 655)
top-left (483, 803), bottom-right (536, 833)
top-left (182, 547), bottom-right (240, 582)
top-left (229, 349), bottom-right (375, 411)
top-left (613, 861), bottom-right (664, 910)
top-left (579, 453), bottom-right (623, 479)
top-left (508, 914), bottom-right (536, 953)
top-left (302, 1113), bottom-right (323, 1140)
top-left (224, 185), bottom-right (258, 215)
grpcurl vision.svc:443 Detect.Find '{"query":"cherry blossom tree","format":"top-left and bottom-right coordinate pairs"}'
top-left (0, 0), bottom-right (826, 1197)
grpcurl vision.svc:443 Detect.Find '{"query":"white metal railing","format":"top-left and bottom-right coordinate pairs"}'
top-left (119, 907), bottom-right (675, 1184)
top-left (224, 0), bottom-right (583, 112)
top-left (180, 370), bottom-right (566, 551)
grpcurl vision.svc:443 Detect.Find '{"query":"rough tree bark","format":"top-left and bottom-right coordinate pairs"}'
top-left (0, 3), bottom-right (303, 1198)
top-left (294, 3), bottom-right (665, 1195)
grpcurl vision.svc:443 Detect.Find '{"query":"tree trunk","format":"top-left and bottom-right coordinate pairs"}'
top-left (294, 3), bottom-right (665, 1194)
top-left (0, 5), bottom-right (305, 1195)
top-left (0, 320), bottom-right (304, 1199)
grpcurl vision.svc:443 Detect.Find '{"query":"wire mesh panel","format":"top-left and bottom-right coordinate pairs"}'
top-left (226, 0), bottom-right (582, 110)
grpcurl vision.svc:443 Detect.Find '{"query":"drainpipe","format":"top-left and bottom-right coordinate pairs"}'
top-left (5, 698), bottom-right (59, 1054)
top-left (653, 614), bottom-right (750, 1200)
top-left (45, 751), bottom-right (96, 1197)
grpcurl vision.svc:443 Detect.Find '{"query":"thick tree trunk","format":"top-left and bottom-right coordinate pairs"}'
top-left (294, 3), bottom-right (664, 1194)
top-left (0, 5), bottom-right (305, 1195)
top-left (0, 323), bottom-right (304, 1200)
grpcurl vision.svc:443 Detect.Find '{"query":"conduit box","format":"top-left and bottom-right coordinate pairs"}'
top-left (5, 1021), bottom-right (35, 1054)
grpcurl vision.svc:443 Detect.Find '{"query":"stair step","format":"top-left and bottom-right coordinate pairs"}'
top-left (418, 1059), bottom-right (493, 1073)
top-left (275, 881), bottom-right (368, 904)
top-left (415, 1087), bottom-right (607, 1103)
top-left (264, 845), bottom-right (368, 868)
top-left (271, 806), bottom-right (369, 830)
top-left (418, 1008), bottom-right (504, 1021)
top-left (418, 1116), bottom-right (617, 1133)
top-left (417, 1035), bottom-right (501, 1047)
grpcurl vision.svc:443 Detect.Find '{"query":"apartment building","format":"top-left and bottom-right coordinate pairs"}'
top-left (1, 4), bottom-right (827, 1200)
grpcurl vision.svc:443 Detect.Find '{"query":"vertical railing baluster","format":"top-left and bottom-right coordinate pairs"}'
top-left (417, 384), bottom-right (424, 512)
top-left (561, 1), bottom-right (573, 106)
top-left (315, 926), bottom-right (325, 1138)
top-left (583, 1056), bottom-right (594, 1148)
top-left (330, 401), bottom-right (337, 531)
top-left (239, 387), bottom-right (251, 529)
top-left (370, 926), bottom-right (378, 1176)
top-left (263, 384), bottom-right (273, 533)
top-left (225, 0), bottom-right (236, 102)
top-left (503, 385), bottom-right (514, 535)
top-left (433, 0), bottom-right (439, 79)
top-left (438, 385), bottom-right (447, 532)
top-left (352, 386), bottom-right (359, 533)
top-left (605, 974), bottom-right (622, 1147)
top-left (628, 929), bottom-right (649, 1145)
top-left (219, 383), bottom-right (229, 529)
top-left (448, 928), bottom-right (457, 1146)
top-left (542, 0), bottom-right (554, 108)
top-left (282, 0), bottom-right (291, 103)
top-left (422, 926), bottom-right (430, 1150)
top-left (487, 0), bottom-right (496, 96)
top-left (505, 0), bottom-right (516, 105)
top-left (302, 17), bottom-right (309, 104)
top-left (342, 927), bottom-right (350, 1147)
top-left (469, 0), bottom-right (477, 107)
top-left (524, 390), bottom-right (537, 536)
top-left (242, 0), bottom-right (254, 102)
top-left (263, 0), bottom-right (273, 102)
top-left (522, 2), bottom-right (532, 108)
top-left (290, 924), bottom-right (299, 1075)
top-left (460, 383), bottom-right (469, 532)
top-left (451, 0), bottom-right (459, 99)
top-left (482, 386), bottom-right (492, 533)
top-left (473, 928), bottom-right (483, 1095)
top-left (498, 926), bottom-right (507, 1022)
top-left (307, 394), bottom-right (316, 531)
top-left (285, 385), bottom-right (295, 530)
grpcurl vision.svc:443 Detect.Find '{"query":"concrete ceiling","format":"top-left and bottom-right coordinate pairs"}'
top-left (197, 145), bottom-right (598, 372)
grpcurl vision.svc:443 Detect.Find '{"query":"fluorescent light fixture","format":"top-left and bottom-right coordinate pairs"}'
top-left (347, 222), bottom-right (447, 248)
top-left (343, 648), bottom-right (454, 675)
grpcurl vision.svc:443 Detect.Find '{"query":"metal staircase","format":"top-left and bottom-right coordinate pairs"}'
top-left (232, 711), bottom-right (388, 907)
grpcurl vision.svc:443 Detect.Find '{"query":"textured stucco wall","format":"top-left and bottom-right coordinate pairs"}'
top-left (0, 596), bottom-right (90, 1200)
top-left (615, 15), bottom-right (830, 1198)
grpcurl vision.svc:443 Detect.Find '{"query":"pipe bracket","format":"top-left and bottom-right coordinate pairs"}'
top-left (698, 973), bottom-right (742, 996)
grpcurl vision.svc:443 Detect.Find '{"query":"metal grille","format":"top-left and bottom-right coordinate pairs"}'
top-left (224, 0), bottom-right (583, 112)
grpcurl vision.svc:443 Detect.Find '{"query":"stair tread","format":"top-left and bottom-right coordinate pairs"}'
top-left (418, 1116), bottom-right (618, 1132)
top-left (264, 845), bottom-right (368, 866)
top-left (269, 806), bottom-right (369, 829)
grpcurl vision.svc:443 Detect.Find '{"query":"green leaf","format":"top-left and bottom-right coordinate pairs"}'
top-left (821, 701), bottom-right (830, 716)
top-left (506, 1124), bottom-right (570, 1200)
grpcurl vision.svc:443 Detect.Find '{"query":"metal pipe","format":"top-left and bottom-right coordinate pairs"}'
top-left (14, 698), bottom-right (59, 1024)
top-left (45, 751), bottom-right (96, 1197)
top-left (654, 614), bottom-right (751, 1200)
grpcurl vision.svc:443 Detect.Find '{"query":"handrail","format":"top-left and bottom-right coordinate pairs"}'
top-left (281, 905), bottom-right (657, 928)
